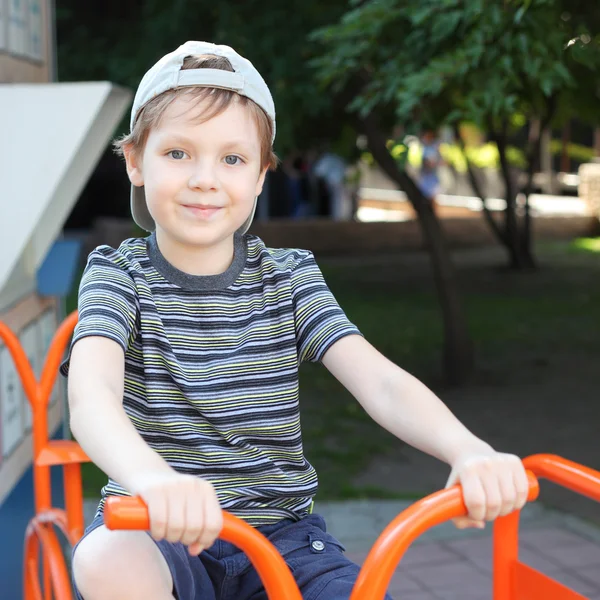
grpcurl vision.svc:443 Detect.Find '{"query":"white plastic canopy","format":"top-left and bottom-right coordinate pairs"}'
top-left (0, 82), bottom-right (131, 292)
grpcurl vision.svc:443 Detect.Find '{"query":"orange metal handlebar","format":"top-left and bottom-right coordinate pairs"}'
top-left (104, 497), bottom-right (302, 600)
top-left (349, 471), bottom-right (540, 600)
top-left (523, 454), bottom-right (600, 502)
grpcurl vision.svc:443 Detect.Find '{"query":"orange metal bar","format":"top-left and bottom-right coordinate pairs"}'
top-left (0, 320), bottom-right (49, 508)
top-left (104, 496), bottom-right (303, 600)
top-left (492, 510), bottom-right (520, 600)
top-left (37, 312), bottom-right (79, 600)
top-left (38, 311), bottom-right (78, 406)
top-left (33, 311), bottom-right (79, 513)
top-left (43, 555), bottom-right (52, 600)
top-left (349, 473), bottom-right (540, 600)
top-left (35, 507), bottom-right (79, 546)
top-left (0, 321), bottom-right (38, 401)
top-left (0, 313), bottom-right (79, 515)
top-left (493, 454), bottom-right (600, 600)
top-left (23, 510), bottom-right (73, 600)
top-left (523, 454), bottom-right (600, 502)
top-left (23, 529), bottom-right (43, 600)
top-left (0, 321), bottom-right (54, 600)
top-left (36, 440), bottom-right (89, 467)
top-left (63, 463), bottom-right (85, 541)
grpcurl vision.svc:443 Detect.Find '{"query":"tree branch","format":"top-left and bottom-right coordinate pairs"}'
top-left (521, 92), bottom-right (559, 259)
top-left (454, 125), bottom-right (508, 246)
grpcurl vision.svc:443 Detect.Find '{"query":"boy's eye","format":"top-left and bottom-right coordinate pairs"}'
top-left (225, 155), bottom-right (242, 166)
top-left (168, 150), bottom-right (186, 160)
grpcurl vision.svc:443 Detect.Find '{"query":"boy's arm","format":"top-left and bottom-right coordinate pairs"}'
top-left (68, 335), bottom-right (222, 552)
top-left (68, 336), bottom-right (173, 490)
top-left (322, 334), bottom-right (529, 528)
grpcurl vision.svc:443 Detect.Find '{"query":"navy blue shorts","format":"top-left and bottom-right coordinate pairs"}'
top-left (73, 512), bottom-right (393, 600)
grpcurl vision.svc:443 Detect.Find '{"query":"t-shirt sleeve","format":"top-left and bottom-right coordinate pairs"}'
top-left (290, 253), bottom-right (361, 363)
top-left (60, 248), bottom-right (139, 376)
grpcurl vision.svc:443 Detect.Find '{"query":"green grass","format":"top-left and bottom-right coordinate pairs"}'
top-left (570, 237), bottom-right (600, 254)
top-left (78, 239), bottom-right (600, 500)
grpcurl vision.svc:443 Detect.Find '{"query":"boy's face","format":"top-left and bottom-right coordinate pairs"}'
top-left (125, 94), bottom-right (267, 249)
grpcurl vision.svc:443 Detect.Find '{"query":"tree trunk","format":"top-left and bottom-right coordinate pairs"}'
top-left (454, 126), bottom-right (507, 247)
top-left (519, 99), bottom-right (557, 267)
top-left (361, 113), bottom-right (473, 385)
top-left (492, 126), bottom-right (536, 269)
top-left (521, 120), bottom-right (542, 265)
top-left (560, 121), bottom-right (571, 174)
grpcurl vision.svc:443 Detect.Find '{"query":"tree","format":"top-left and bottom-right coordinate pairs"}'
top-left (310, 1), bottom-right (478, 383)
top-left (55, 0), bottom-right (354, 157)
top-left (311, 0), bottom-right (600, 270)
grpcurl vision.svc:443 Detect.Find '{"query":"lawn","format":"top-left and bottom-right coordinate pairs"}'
top-left (76, 238), bottom-right (600, 501)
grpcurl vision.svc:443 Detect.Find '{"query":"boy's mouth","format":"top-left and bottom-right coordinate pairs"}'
top-left (182, 204), bottom-right (223, 219)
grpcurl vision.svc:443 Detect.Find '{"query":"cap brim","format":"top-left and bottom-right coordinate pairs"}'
top-left (240, 197), bottom-right (257, 234)
top-left (131, 185), bottom-right (156, 232)
top-left (131, 185), bottom-right (257, 235)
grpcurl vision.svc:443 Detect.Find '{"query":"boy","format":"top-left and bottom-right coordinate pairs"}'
top-left (63, 41), bottom-right (528, 600)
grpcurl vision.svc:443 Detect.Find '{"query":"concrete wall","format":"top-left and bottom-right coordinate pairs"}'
top-left (88, 215), bottom-right (599, 258)
top-left (250, 216), bottom-right (599, 256)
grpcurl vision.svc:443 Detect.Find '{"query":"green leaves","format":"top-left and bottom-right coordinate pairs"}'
top-left (57, 0), bottom-right (361, 155)
top-left (310, 0), bottom-right (600, 133)
top-left (55, 0), bottom-right (600, 158)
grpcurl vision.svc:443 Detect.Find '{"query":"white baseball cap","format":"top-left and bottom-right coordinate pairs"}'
top-left (129, 41), bottom-right (276, 233)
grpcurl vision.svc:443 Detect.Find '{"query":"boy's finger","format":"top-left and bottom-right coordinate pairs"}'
top-left (188, 541), bottom-right (204, 556)
top-left (181, 488), bottom-right (205, 547)
top-left (461, 474), bottom-right (487, 523)
top-left (480, 473), bottom-right (502, 521)
top-left (147, 494), bottom-right (168, 541)
top-left (497, 466), bottom-right (519, 517)
top-left (513, 465), bottom-right (529, 511)
top-left (198, 484), bottom-right (223, 549)
top-left (452, 516), bottom-right (485, 529)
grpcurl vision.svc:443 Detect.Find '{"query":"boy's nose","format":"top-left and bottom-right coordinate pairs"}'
top-left (188, 162), bottom-right (219, 191)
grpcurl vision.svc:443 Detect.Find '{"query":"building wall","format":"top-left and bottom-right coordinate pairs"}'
top-left (0, 0), bottom-right (52, 83)
top-left (0, 0), bottom-right (63, 510)
top-left (0, 0), bottom-right (55, 312)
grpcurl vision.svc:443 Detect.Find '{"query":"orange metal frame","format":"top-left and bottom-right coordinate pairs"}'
top-left (1, 310), bottom-right (88, 600)
top-left (2, 312), bottom-right (599, 599)
top-left (349, 455), bottom-right (600, 600)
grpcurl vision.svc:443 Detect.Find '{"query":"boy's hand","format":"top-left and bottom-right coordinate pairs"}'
top-left (128, 470), bottom-right (223, 555)
top-left (445, 449), bottom-right (529, 529)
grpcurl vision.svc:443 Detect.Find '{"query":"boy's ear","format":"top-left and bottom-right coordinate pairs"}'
top-left (123, 144), bottom-right (144, 187)
top-left (255, 167), bottom-right (268, 197)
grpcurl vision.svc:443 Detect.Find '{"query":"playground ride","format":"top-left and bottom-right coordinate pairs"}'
top-left (0, 312), bottom-right (598, 599)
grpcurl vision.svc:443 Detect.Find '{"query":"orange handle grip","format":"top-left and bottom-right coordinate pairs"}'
top-left (104, 497), bottom-right (302, 600)
top-left (349, 471), bottom-right (540, 600)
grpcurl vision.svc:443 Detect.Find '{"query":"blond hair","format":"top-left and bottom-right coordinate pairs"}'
top-left (114, 54), bottom-right (278, 171)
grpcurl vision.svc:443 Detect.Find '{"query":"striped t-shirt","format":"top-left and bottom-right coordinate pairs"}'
top-left (62, 232), bottom-right (360, 525)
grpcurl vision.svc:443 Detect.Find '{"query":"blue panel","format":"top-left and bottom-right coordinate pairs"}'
top-left (36, 239), bottom-right (82, 297)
